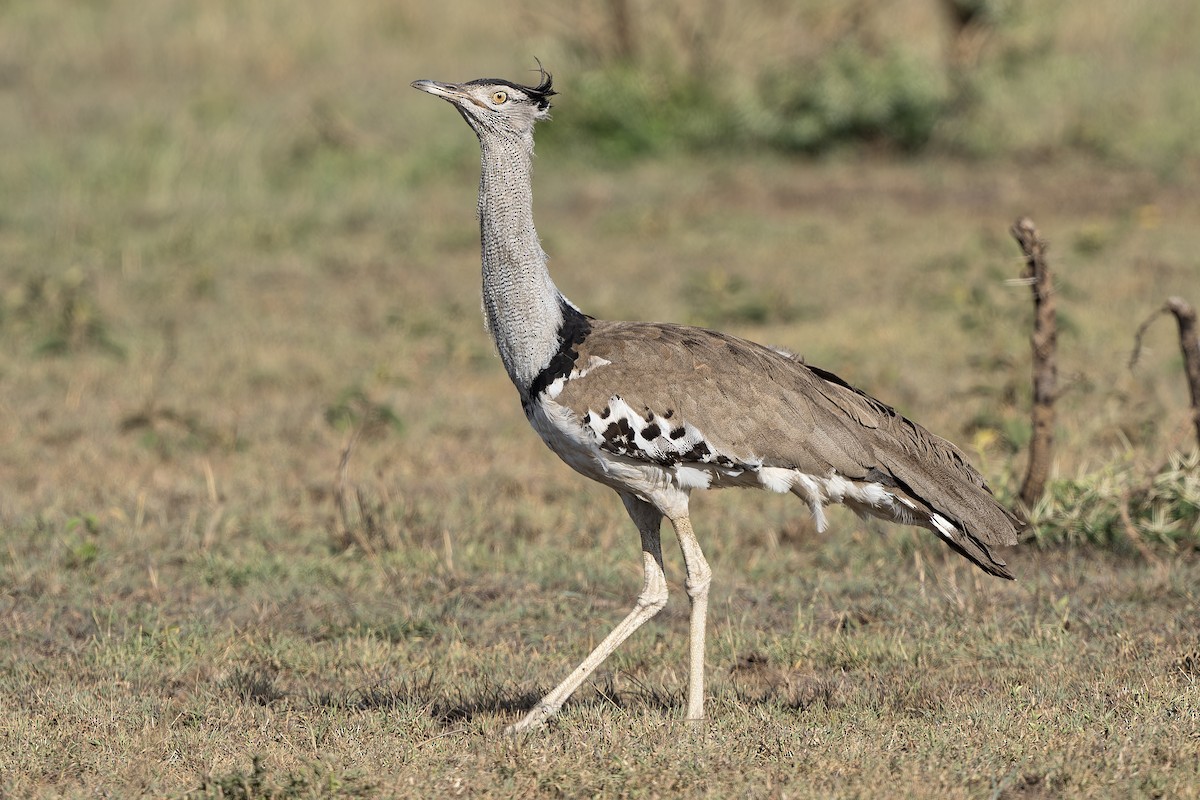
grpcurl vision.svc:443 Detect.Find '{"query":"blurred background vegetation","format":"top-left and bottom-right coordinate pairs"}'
top-left (1, 1), bottom-right (1199, 795)
top-left (3, 0), bottom-right (1197, 545)
top-left (528, 0), bottom-right (1200, 168)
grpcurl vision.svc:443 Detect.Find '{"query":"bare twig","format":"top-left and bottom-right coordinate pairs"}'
top-left (334, 428), bottom-right (376, 556)
top-left (375, 467), bottom-right (406, 551)
top-left (1129, 312), bottom-right (1159, 370)
top-left (938, 0), bottom-right (994, 78)
top-left (1011, 217), bottom-right (1057, 509)
top-left (1117, 490), bottom-right (1162, 566)
top-left (199, 458), bottom-right (225, 550)
top-left (441, 527), bottom-right (456, 576)
top-left (1130, 296), bottom-right (1200, 451)
top-left (607, 0), bottom-right (636, 61)
top-left (1164, 297), bottom-right (1200, 449)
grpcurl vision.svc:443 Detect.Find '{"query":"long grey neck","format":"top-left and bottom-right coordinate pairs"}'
top-left (476, 132), bottom-right (570, 398)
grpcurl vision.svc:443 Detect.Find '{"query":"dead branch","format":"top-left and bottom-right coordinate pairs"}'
top-left (333, 428), bottom-right (376, 556)
top-left (1130, 297), bottom-right (1200, 451)
top-left (608, 0), bottom-right (636, 61)
top-left (1011, 217), bottom-right (1057, 509)
top-left (938, 0), bottom-right (993, 76)
top-left (1117, 489), bottom-right (1162, 566)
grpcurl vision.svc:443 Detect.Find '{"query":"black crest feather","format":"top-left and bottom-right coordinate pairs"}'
top-left (468, 61), bottom-right (556, 111)
top-left (514, 60), bottom-right (556, 111)
top-left (528, 59), bottom-right (556, 105)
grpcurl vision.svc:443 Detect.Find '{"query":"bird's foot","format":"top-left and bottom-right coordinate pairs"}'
top-left (503, 703), bottom-right (558, 735)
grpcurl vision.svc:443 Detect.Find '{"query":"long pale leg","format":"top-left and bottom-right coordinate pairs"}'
top-left (506, 493), bottom-right (667, 734)
top-left (669, 514), bottom-right (712, 723)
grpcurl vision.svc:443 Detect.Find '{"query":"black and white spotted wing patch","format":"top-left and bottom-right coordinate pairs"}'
top-left (581, 395), bottom-right (741, 469)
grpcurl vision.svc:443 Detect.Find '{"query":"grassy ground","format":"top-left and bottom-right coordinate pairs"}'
top-left (2, 1), bottom-right (1199, 797)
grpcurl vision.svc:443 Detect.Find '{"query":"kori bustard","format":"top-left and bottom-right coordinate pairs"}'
top-left (412, 68), bottom-right (1022, 733)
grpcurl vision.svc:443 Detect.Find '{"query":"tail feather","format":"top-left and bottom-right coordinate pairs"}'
top-left (843, 485), bottom-right (1018, 579)
top-left (803, 360), bottom-right (1025, 577)
top-left (885, 460), bottom-right (1024, 579)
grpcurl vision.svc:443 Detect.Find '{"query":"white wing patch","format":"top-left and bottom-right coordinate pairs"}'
top-left (929, 513), bottom-right (958, 542)
top-left (674, 465), bottom-right (713, 490)
top-left (783, 470), bottom-right (948, 534)
top-left (757, 466), bottom-right (798, 493)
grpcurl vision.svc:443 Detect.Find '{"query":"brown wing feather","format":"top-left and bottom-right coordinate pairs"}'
top-left (556, 320), bottom-right (1024, 561)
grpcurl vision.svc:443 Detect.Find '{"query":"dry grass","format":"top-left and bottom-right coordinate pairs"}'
top-left (5, 510), bottom-right (1200, 797)
top-left (2, 1), bottom-right (1200, 797)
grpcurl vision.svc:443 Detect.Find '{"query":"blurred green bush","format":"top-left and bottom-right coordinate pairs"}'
top-left (535, 0), bottom-right (1199, 169)
top-left (754, 44), bottom-right (948, 154)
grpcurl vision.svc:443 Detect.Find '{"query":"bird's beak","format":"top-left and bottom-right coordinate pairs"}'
top-left (411, 79), bottom-right (470, 104)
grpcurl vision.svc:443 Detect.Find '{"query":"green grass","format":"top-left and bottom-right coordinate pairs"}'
top-left (2, 1), bottom-right (1200, 797)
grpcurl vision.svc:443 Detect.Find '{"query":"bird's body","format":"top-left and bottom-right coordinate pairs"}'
top-left (412, 69), bottom-right (1022, 733)
top-left (529, 313), bottom-right (1019, 574)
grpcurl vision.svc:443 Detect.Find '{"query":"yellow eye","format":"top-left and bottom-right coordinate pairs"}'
top-left (491, 90), bottom-right (508, 104)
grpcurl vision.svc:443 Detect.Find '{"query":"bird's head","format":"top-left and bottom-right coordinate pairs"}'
top-left (411, 66), bottom-right (556, 143)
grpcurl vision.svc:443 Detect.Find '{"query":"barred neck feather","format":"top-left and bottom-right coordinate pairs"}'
top-left (476, 131), bottom-right (571, 400)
